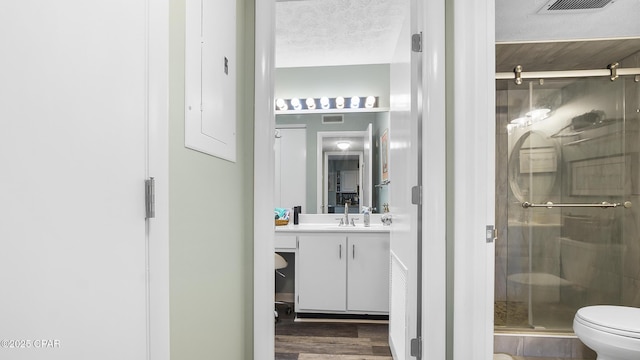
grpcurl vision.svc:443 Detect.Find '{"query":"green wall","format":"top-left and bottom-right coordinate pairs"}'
top-left (169, 0), bottom-right (253, 359)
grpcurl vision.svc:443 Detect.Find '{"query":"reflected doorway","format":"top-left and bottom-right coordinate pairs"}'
top-left (324, 151), bottom-right (363, 214)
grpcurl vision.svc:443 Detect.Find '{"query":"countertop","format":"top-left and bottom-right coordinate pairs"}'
top-left (275, 223), bottom-right (390, 233)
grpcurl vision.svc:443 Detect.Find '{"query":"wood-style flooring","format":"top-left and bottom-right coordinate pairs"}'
top-left (274, 306), bottom-right (591, 360)
top-left (275, 305), bottom-right (392, 360)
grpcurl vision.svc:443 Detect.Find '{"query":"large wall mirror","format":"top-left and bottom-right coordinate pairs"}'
top-left (276, 112), bottom-right (390, 214)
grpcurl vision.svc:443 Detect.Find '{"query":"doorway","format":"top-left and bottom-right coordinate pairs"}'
top-left (267, 0), bottom-right (411, 359)
top-left (254, 0), bottom-right (495, 359)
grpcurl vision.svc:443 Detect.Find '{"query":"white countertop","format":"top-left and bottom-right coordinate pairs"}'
top-left (275, 223), bottom-right (390, 233)
top-left (274, 213), bottom-right (391, 233)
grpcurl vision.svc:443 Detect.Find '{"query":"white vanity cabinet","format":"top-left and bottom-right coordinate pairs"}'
top-left (346, 234), bottom-right (389, 313)
top-left (295, 232), bottom-right (389, 314)
top-left (297, 234), bottom-right (347, 312)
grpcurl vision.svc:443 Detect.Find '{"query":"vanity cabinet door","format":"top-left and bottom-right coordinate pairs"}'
top-left (297, 234), bottom-right (347, 312)
top-left (347, 234), bottom-right (390, 313)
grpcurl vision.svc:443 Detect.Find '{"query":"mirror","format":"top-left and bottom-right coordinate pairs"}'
top-left (508, 130), bottom-right (559, 203)
top-left (318, 130), bottom-right (369, 214)
top-left (275, 112), bottom-right (389, 214)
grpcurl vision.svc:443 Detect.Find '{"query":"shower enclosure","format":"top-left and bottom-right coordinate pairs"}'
top-left (495, 71), bottom-right (640, 332)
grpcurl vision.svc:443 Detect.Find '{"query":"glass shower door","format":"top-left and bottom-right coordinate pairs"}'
top-left (497, 74), bottom-right (639, 331)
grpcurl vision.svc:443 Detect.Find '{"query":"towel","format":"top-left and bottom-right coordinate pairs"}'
top-left (274, 207), bottom-right (290, 220)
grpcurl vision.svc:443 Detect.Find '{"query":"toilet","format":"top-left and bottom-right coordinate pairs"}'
top-left (573, 305), bottom-right (640, 360)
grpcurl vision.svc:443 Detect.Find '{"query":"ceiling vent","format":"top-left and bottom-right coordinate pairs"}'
top-left (538, 0), bottom-right (615, 13)
top-left (322, 114), bottom-right (344, 125)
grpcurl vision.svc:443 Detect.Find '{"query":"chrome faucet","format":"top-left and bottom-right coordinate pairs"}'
top-left (344, 202), bottom-right (349, 225)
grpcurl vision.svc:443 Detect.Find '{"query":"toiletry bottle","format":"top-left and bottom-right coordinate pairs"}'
top-left (363, 206), bottom-right (370, 227)
top-left (293, 206), bottom-right (300, 225)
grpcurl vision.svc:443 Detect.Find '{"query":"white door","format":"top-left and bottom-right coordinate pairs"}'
top-left (275, 127), bottom-right (307, 211)
top-left (388, 0), bottom-right (418, 358)
top-left (0, 2), bottom-right (152, 359)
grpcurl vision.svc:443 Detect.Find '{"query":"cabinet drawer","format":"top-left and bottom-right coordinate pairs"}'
top-left (275, 234), bottom-right (297, 250)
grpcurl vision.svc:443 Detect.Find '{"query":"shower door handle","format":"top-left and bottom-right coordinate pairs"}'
top-left (522, 201), bottom-right (632, 209)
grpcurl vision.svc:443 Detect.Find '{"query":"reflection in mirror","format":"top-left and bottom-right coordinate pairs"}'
top-left (318, 130), bottom-right (369, 214)
top-left (274, 126), bottom-right (307, 212)
top-left (275, 112), bottom-right (389, 214)
top-left (508, 130), bottom-right (559, 203)
top-left (324, 149), bottom-right (363, 214)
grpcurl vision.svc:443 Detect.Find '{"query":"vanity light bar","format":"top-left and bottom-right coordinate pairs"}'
top-left (275, 96), bottom-right (378, 111)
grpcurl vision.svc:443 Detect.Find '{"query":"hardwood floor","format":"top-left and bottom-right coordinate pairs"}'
top-left (275, 306), bottom-right (392, 360)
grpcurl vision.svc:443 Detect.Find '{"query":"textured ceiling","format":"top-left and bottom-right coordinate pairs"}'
top-left (276, 0), bottom-right (640, 69)
top-left (495, 0), bottom-right (640, 43)
top-left (275, 0), bottom-right (408, 68)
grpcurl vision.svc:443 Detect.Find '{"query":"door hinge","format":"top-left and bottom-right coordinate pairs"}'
top-left (486, 225), bottom-right (496, 243)
top-left (411, 185), bottom-right (422, 205)
top-left (410, 337), bottom-right (422, 357)
top-left (145, 177), bottom-right (155, 219)
top-left (412, 33), bottom-right (422, 52)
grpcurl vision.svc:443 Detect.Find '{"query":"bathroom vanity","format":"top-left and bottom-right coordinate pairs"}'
top-left (275, 221), bottom-right (390, 316)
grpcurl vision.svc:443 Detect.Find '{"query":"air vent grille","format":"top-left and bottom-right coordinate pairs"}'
top-left (322, 114), bottom-right (344, 124)
top-left (539, 0), bottom-right (614, 13)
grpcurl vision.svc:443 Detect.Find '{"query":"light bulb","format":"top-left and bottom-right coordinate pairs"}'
top-left (350, 96), bottom-right (360, 108)
top-left (290, 98), bottom-right (301, 110)
top-left (335, 96), bottom-right (345, 109)
top-left (305, 97), bottom-right (316, 110)
top-left (276, 98), bottom-right (287, 111)
top-left (365, 96), bottom-right (376, 108)
top-left (320, 97), bottom-right (330, 109)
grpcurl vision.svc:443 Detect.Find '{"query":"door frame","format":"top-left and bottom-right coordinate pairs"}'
top-left (447, 0), bottom-right (496, 358)
top-left (253, 0), bottom-right (277, 358)
top-left (147, 0), bottom-right (170, 358)
top-left (317, 130), bottom-right (369, 213)
top-left (253, 0), bottom-right (495, 359)
top-left (417, 0), bottom-right (448, 357)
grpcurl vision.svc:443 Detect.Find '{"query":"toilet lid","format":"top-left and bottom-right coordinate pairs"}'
top-left (576, 305), bottom-right (640, 339)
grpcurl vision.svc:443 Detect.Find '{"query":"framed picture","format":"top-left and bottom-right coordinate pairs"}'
top-left (381, 129), bottom-right (389, 181)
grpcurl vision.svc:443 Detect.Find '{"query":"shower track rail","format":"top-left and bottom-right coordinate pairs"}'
top-left (496, 63), bottom-right (640, 83)
top-left (521, 201), bottom-right (632, 209)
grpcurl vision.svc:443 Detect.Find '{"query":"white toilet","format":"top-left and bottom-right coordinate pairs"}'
top-left (573, 305), bottom-right (640, 360)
